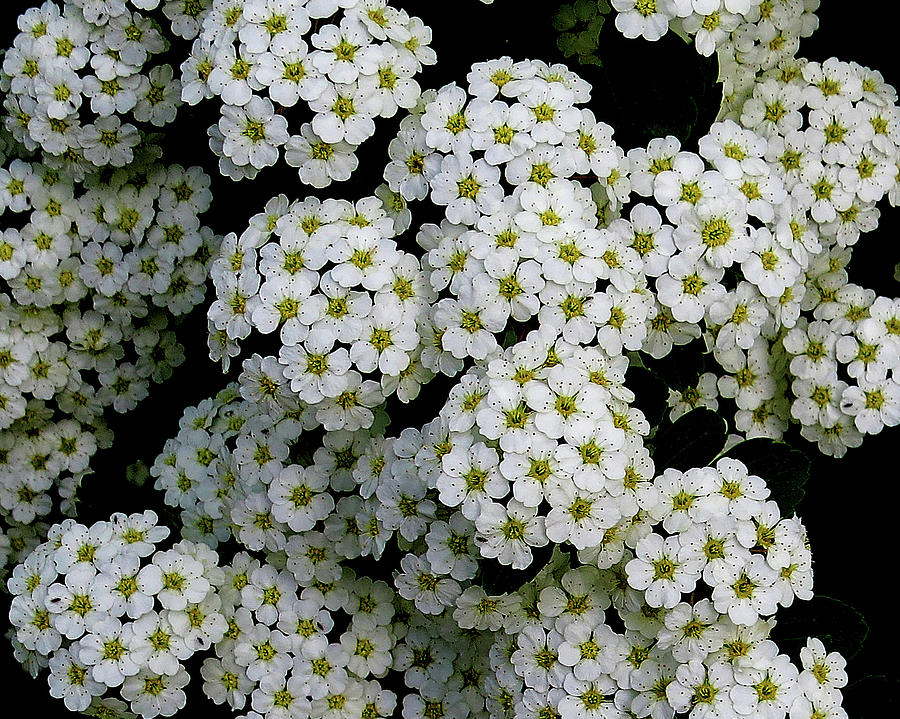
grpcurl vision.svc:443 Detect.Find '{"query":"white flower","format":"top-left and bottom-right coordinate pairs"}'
top-left (430, 151), bottom-right (503, 225)
top-left (718, 338), bottom-right (778, 412)
top-left (220, 96), bottom-right (289, 169)
top-left (558, 673), bottom-right (623, 719)
top-left (474, 498), bottom-right (548, 569)
top-left (469, 99), bottom-right (536, 165)
top-left (45, 565), bottom-right (106, 640)
top-left (730, 651), bottom-right (800, 718)
top-left (433, 290), bottom-right (505, 361)
top-left (93, 553), bottom-right (154, 620)
top-left (200, 655), bottom-right (254, 710)
top-left (394, 553), bottom-right (460, 615)
top-left (126, 611), bottom-right (191, 676)
top-left (240, 564), bottom-right (297, 626)
top-left (626, 533), bottom-right (700, 608)
top-left (234, 625), bottom-right (293, 682)
top-left (612, 0), bottom-right (674, 41)
top-left (310, 83), bottom-right (377, 145)
top-left (314, 370), bottom-right (383, 431)
top-left (674, 194), bottom-right (752, 269)
top-left (667, 371), bottom-right (720, 421)
top-left (357, 43), bottom-right (420, 117)
top-left (545, 483), bottom-right (621, 550)
top-left (268, 464), bottom-right (334, 531)
top-left (121, 667), bottom-right (190, 718)
top-left (798, 637), bottom-right (848, 698)
top-left (76, 615), bottom-right (139, 687)
top-left (741, 227), bottom-right (802, 299)
top-left (656, 247), bottom-right (726, 323)
top-left (839, 376), bottom-right (900, 434)
top-left (285, 124), bottom-right (359, 188)
top-left (48, 646), bottom-right (105, 711)
top-left (80, 116), bottom-right (140, 167)
top-left (241, 0), bottom-right (310, 54)
top-left (711, 555), bottom-right (780, 625)
top-left (421, 83), bottom-right (475, 154)
top-left (666, 660), bottom-right (737, 718)
top-left (311, 16), bottom-right (369, 84)
top-left (137, 549), bottom-right (211, 611)
top-left (424, 513), bottom-right (479, 581)
top-left (438, 439), bottom-right (507, 519)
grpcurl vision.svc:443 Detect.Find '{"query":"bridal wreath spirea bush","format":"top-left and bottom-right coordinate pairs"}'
top-left (2, 0), bottom-right (897, 719)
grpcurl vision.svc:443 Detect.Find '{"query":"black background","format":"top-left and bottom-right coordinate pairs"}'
top-left (0, 0), bottom-right (897, 716)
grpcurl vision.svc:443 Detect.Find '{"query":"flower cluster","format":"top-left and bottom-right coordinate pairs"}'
top-left (2, 1), bottom-right (894, 718)
top-left (7, 511), bottom-right (228, 717)
top-left (383, 50), bottom-right (900, 457)
top-left (183, 0), bottom-right (434, 184)
top-left (1, 0), bottom-right (188, 173)
top-left (488, 457), bottom-right (843, 719)
top-left (610, 0), bottom-right (820, 65)
top-left (141, 376), bottom-right (847, 719)
top-left (0, 147), bottom-right (221, 561)
top-left (206, 188), bottom-right (432, 427)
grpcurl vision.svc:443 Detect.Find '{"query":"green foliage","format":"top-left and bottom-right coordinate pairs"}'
top-left (553, 0), bottom-right (611, 68)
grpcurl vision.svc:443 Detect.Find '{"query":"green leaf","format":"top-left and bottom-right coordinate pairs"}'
top-left (771, 595), bottom-right (868, 661)
top-left (721, 439), bottom-right (810, 515)
top-left (650, 408), bottom-right (727, 471)
top-left (574, 0), bottom-right (596, 22)
top-left (586, 15), bottom-right (606, 34)
top-left (557, 33), bottom-right (579, 57)
top-left (572, 31), bottom-right (599, 55)
top-left (553, 4), bottom-right (578, 31)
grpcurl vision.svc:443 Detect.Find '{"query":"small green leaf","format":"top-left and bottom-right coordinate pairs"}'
top-left (553, 4), bottom-right (578, 31)
top-left (586, 15), bottom-right (606, 34)
top-left (574, 0), bottom-right (596, 21)
top-left (771, 595), bottom-right (868, 661)
top-left (572, 31), bottom-right (598, 55)
top-left (650, 408), bottom-right (727, 471)
top-left (558, 33), bottom-right (579, 57)
top-left (721, 439), bottom-right (810, 515)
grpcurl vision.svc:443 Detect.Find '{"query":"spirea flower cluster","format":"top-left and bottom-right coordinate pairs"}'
top-left (7, 511), bottom-right (228, 717)
top-left (1, 0), bottom-right (189, 173)
top-left (0, 146), bottom-right (221, 559)
top-left (609, 0), bottom-right (820, 64)
top-left (373, 51), bottom-right (900, 457)
top-left (139, 376), bottom-right (847, 719)
top-left (206, 188), bottom-right (430, 427)
top-left (182, 0), bottom-right (434, 185)
top-left (3, 0), bottom-right (897, 718)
